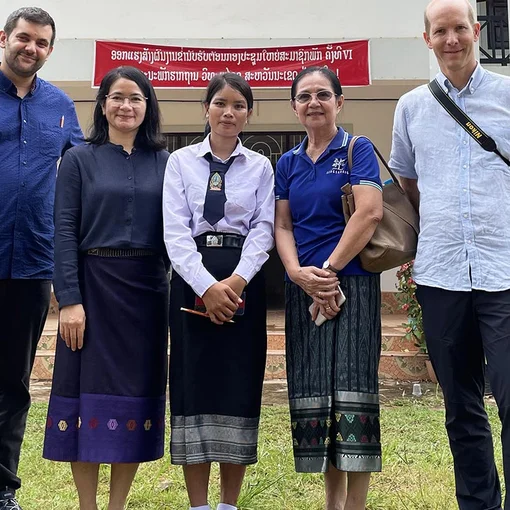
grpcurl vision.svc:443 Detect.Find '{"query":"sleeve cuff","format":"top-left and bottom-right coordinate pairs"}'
top-left (389, 162), bottom-right (418, 180)
top-left (352, 179), bottom-right (383, 192)
top-left (191, 270), bottom-right (218, 298)
top-left (56, 288), bottom-right (83, 309)
top-left (233, 259), bottom-right (257, 285)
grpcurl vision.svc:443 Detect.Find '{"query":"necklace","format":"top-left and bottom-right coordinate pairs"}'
top-left (306, 145), bottom-right (328, 162)
top-left (306, 130), bottom-right (338, 161)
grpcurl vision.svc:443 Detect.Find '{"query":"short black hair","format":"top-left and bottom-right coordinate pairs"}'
top-left (4, 7), bottom-right (56, 47)
top-left (290, 66), bottom-right (343, 100)
top-left (204, 72), bottom-right (254, 110)
top-left (87, 66), bottom-right (166, 151)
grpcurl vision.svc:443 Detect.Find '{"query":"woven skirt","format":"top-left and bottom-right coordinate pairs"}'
top-left (43, 253), bottom-right (169, 463)
top-left (168, 245), bottom-right (267, 465)
top-left (286, 275), bottom-right (382, 473)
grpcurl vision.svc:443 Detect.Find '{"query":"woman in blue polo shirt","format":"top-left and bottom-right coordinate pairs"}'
top-left (275, 66), bottom-right (383, 509)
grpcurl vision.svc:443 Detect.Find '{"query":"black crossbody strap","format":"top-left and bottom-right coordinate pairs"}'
top-left (428, 79), bottom-right (510, 167)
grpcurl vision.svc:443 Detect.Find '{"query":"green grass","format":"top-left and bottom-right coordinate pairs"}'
top-left (18, 396), bottom-right (503, 509)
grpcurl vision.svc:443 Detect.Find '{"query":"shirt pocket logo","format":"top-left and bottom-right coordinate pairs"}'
top-left (326, 157), bottom-right (349, 175)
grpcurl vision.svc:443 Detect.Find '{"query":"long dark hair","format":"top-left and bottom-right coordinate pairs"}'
top-left (290, 66), bottom-right (343, 100)
top-left (203, 72), bottom-right (254, 136)
top-left (87, 66), bottom-right (166, 151)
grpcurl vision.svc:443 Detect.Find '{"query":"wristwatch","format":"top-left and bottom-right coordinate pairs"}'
top-left (322, 259), bottom-right (340, 273)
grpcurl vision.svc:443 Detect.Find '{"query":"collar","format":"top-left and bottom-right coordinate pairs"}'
top-left (106, 142), bottom-right (139, 155)
top-left (436, 62), bottom-right (485, 95)
top-left (293, 127), bottom-right (349, 156)
top-left (0, 68), bottom-right (38, 96)
top-left (196, 134), bottom-right (249, 161)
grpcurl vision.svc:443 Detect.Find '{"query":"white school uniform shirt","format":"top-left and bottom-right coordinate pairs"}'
top-left (163, 135), bottom-right (275, 297)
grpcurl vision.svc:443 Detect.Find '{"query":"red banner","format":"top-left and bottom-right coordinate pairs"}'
top-left (93, 40), bottom-right (370, 88)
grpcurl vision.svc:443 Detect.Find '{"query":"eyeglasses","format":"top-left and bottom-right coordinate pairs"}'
top-left (293, 90), bottom-right (336, 104)
top-left (105, 94), bottom-right (148, 107)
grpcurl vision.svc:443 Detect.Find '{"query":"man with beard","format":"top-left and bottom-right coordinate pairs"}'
top-left (0, 7), bottom-right (83, 510)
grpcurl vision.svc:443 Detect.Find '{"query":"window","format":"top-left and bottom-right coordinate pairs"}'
top-left (477, 0), bottom-right (510, 65)
top-left (164, 132), bottom-right (306, 168)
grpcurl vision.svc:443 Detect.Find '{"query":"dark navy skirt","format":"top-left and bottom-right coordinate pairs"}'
top-left (169, 246), bottom-right (267, 465)
top-left (43, 254), bottom-right (169, 463)
top-left (286, 275), bottom-right (382, 473)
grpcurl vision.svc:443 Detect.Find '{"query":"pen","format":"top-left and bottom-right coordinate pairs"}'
top-left (180, 307), bottom-right (235, 323)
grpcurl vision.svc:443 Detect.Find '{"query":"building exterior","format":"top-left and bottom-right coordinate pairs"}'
top-left (1, 0), bottom-right (508, 300)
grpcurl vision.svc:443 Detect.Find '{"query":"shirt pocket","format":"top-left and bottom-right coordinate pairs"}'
top-left (228, 187), bottom-right (257, 214)
top-left (228, 172), bottom-right (258, 214)
top-left (38, 122), bottom-right (64, 157)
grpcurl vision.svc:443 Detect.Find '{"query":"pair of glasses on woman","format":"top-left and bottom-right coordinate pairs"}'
top-left (293, 90), bottom-right (336, 104)
top-left (105, 94), bottom-right (148, 107)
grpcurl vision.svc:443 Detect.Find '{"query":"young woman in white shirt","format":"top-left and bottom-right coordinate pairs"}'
top-left (163, 73), bottom-right (275, 510)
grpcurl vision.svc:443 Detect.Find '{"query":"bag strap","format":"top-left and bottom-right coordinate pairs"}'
top-left (428, 79), bottom-right (510, 167)
top-left (347, 135), bottom-right (405, 193)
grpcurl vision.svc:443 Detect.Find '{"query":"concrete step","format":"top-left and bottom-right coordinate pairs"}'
top-left (33, 314), bottom-right (432, 382)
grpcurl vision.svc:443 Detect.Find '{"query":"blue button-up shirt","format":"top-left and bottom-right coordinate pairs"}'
top-left (0, 70), bottom-right (84, 279)
top-left (389, 64), bottom-right (510, 291)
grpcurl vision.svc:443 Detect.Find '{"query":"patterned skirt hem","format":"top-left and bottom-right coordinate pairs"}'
top-left (295, 454), bottom-right (382, 473)
top-left (170, 413), bottom-right (260, 466)
top-left (43, 393), bottom-right (166, 463)
top-left (171, 453), bottom-right (258, 466)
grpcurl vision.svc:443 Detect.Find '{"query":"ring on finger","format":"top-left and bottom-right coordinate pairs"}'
top-left (326, 306), bottom-right (331, 310)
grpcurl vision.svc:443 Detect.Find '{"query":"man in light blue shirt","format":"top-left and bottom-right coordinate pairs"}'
top-left (389, 0), bottom-right (510, 508)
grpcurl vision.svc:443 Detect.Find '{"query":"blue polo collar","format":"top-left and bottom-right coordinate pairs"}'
top-left (293, 127), bottom-right (349, 156)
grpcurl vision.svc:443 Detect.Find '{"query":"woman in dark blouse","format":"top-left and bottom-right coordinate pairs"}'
top-left (43, 66), bottom-right (169, 510)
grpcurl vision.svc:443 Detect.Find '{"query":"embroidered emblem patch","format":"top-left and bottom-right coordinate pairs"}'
top-left (209, 172), bottom-right (222, 191)
top-left (327, 157), bottom-right (348, 175)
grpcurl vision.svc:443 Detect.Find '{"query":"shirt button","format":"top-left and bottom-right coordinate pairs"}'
top-left (22, 162), bottom-right (27, 165)
top-left (128, 197), bottom-right (133, 202)
top-left (463, 141), bottom-right (468, 145)
top-left (23, 119), bottom-right (27, 123)
top-left (128, 176), bottom-right (132, 180)
top-left (463, 165), bottom-right (467, 169)
top-left (463, 188), bottom-right (467, 192)
top-left (467, 240), bottom-right (472, 244)
top-left (464, 213), bottom-right (468, 218)
top-left (126, 156), bottom-right (130, 160)
top-left (23, 140), bottom-right (27, 144)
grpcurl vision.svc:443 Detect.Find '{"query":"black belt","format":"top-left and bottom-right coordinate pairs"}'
top-left (86, 248), bottom-right (156, 257)
top-left (194, 233), bottom-right (245, 248)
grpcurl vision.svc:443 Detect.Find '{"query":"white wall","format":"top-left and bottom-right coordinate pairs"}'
top-left (36, 38), bottom-right (429, 83)
top-left (1, 0), bottom-right (430, 39)
top-left (0, 0), bottom-right (434, 83)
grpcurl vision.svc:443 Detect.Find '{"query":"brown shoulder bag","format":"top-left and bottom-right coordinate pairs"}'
top-left (341, 136), bottom-right (419, 273)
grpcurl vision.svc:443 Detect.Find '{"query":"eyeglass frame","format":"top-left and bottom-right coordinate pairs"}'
top-left (292, 90), bottom-right (338, 104)
top-left (104, 94), bottom-right (148, 106)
